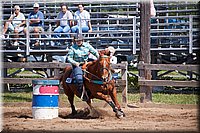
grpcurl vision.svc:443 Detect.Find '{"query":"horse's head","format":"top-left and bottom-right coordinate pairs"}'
top-left (98, 54), bottom-right (112, 82)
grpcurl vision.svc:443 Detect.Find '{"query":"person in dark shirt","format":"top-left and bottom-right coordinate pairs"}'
top-left (23, 3), bottom-right (44, 46)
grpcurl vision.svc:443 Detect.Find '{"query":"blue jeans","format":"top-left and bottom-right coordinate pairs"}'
top-left (54, 25), bottom-right (70, 38)
top-left (71, 25), bottom-right (89, 33)
top-left (73, 66), bottom-right (83, 94)
top-left (73, 66), bottom-right (83, 84)
top-left (73, 65), bottom-right (89, 101)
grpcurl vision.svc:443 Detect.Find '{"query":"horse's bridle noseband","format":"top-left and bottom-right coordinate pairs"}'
top-left (98, 55), bottom-right (112, 82)
top-left (83, 55), bottom-right (113, 85)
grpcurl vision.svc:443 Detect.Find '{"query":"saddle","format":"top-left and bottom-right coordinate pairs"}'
top-left (65, 72), bottom-right (76, 84)
top-left (65, 70), bottom-right (91, 101)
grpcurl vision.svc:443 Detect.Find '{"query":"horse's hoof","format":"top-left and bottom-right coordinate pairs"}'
top-left (83, 107), bottom-right (90, 114)
top-left (115, 110), bottom-right (125, 119)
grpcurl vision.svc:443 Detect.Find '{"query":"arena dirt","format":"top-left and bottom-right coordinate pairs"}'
top-left (1, 101), bottom-right (199, 132)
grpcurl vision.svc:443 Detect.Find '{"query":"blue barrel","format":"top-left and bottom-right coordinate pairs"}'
top-left (32, 79), bottom-right (59, 119)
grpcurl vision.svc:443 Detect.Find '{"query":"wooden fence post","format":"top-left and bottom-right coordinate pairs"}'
top-left (121, 61), bottom-right (128, 107)
top-left (139, 1), bottom-right (152, 103)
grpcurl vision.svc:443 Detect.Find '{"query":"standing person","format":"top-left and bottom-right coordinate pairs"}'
top-left (71, 4), bottom-right (92, 33)
top-left (23, 3), bottom-right (44, 46)
top-left (2, 5), bottom-right (26, 46)
top-left (150, 0), bottom-right (156, 17)
top-left (67, 34), bottom-right (99, 101)
top-left (53, 3), bottom-right (73, 45)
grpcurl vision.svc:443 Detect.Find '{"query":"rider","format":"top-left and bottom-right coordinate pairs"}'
top-left (67, 34), bottom-right (99, 101)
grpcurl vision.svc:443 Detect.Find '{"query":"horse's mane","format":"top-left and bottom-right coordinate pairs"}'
top-left (83, 50), bottom-right (110, 70)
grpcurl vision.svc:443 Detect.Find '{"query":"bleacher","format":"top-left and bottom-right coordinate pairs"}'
top-left (1, 0), bottom-right (199, 64)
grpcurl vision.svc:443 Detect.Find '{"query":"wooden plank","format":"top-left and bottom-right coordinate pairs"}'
top-left (138, 63), bottom-right (199, 72)
top-left (3, 78), bottom-right (56, 84)
top-left (3, 62), bottom-right (69, 69)
top-left (3, 78), bottom-right (126, 85)
top-left (3, 62), bottom-right (127, 69)
top-left (111, 63), bottom-right (127, 69)
top-left (138, 79), bottom-right (200, 87)
top-left (115, 79), bottom-right (126, 87)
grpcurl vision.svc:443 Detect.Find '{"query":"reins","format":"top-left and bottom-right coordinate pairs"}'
top-left (82, 55), bottom-right (113, 85)
top-left (82, 69), bottom-right (106, 85)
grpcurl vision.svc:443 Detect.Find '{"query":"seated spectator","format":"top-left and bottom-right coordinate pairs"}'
top-left (23, 3), bottom-right (44, 46)
top-left (71, 4), bottom-right (92, 33)
top-left (2, 5), bottom-right (25, 46)
top-left (53, 3), bottom-right (73, 45)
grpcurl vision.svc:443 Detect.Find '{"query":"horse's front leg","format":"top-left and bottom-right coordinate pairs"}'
top-left (109, 86), bottom-right (125, 118)
top-left (107, 100), bottom-right (125, 118)
top-left (92, 92), bottom-right (124, 118)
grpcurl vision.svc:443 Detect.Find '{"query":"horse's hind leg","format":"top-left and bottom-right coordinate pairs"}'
top-left (67, 91), bottom-right (77, 115)
top-left (62, 84), bottom-right (77, 115)
top-left (62, 65), bottom-right (77, 115)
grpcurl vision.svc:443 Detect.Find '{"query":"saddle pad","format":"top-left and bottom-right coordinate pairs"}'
top-left (66, 78), bottom-right (73, 84)
top-left (65, 72), bottom-right (76, 84)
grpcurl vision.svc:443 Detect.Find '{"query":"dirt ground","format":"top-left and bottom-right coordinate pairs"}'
top-left (1, 101), bottom-right (199, 132)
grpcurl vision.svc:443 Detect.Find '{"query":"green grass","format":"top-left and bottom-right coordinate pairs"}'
top-left (152, 93), bottom-right (199, 104)
top-left (2, 92), bottom-right (32, 102)
top-left (2, 92), bottom-right (199, 105)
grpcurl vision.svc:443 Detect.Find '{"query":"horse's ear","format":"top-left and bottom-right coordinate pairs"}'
top-left (99, 51), bottom-right (104, 57)
top-left (99, 50), bottom-right (109, 56)
top-left (105, 50), bottom-right (111, 56)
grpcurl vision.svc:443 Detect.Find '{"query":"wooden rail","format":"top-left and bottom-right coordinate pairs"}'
top-left (3, 62), bottom-right (128, 107)
top-left (138, 61), bottom-right (200, 87)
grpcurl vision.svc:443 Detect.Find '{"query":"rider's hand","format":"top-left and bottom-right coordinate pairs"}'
top-left (82, 61), bottom-right (87, 70)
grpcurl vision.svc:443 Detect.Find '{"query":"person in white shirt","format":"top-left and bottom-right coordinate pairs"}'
top-left (2, 5), bottom-right (25, 46)
top-left (71, 4), bottom-right (92, 33)
top-left (150, 0), bottom-right (156, 17)
top-left (53, 3), bottom-right (73, 45)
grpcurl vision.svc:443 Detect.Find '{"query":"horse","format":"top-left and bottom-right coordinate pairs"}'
top-left (60, 52), bottom-right (125, 118)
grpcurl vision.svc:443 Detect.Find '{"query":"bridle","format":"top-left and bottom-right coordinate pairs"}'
top-left (98, 55), bottom-right (112, 82)
top-left (83, 55), bottom-right (113, 85)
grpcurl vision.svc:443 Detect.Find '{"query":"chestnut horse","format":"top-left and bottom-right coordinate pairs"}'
top-left (60, 53), bottom-right (125, 118)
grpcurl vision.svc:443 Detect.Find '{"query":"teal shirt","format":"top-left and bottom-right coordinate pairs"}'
top-left (67, 42), bottom-right (99, 66)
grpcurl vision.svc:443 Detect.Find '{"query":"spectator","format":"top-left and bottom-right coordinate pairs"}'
top-left (53, 3), bottom-right (73, 45)
top-left (23, 3), bottom-right (44, 46)
top-left (99, 46), bottom-right (117, 64)
top-left (105, 46), bottom-right (116, 57)
top-left (71, 4), bottom-right (92, 33)
top-left (150, 0), bottom-right (156, 17)
top-left (2, 5), bottom-right (25, 46)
